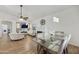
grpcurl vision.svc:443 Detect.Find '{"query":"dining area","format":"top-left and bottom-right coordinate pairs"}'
top-left (32, 31), bottom-right (71, 54)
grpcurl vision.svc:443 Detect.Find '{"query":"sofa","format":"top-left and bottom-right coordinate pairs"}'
top-left (9, 33), bottom-right (25, 40)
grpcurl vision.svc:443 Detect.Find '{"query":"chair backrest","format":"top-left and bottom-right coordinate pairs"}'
top-left (58, 34), bottom-right (71, 54)
top-left (55, 31), bottom-right (64, 37)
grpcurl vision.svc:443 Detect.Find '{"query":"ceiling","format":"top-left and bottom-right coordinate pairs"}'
top-left (0, 5), bottom-right (74, 20)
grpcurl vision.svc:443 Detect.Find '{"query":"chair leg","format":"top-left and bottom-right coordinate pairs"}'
top-left (65, 47), bottom-right (68, 54)
top-left (37, 44), bottom-right (44, 54)
top-left (37, 44), bottom-right (48, 54)
top-left (63, 49), bottom-right (65, 54)
top-left (37, 44), bottom-right (41, 54)
top-left (42, 47), bottom-right (48, 54)
top-left (63, 48), bottom-right (68, 54)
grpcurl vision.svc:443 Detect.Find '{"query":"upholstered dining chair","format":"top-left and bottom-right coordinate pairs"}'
top-left (48, 34), bottom-right (71, 54)
top-left (58, 34), bottom-right (71, 54)
top-left (54, 31), bottom-right (64, 37)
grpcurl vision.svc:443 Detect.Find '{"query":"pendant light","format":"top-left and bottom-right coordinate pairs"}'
top-left (19, 5), bottom-right (23, 21)
top-left (19, 5), bottom-right (28, 21)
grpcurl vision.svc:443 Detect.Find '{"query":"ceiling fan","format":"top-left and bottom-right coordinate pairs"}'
top-left (19, 5), bottom-right (28, 21)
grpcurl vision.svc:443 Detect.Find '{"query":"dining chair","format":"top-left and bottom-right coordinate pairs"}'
top-left (54, 31), bottom-right (64, 37)
top-left (47, 34), bottom-right (71, 54)
top-left (36, 31), bottom-right (44, 53)
top-left (58, 34), bottom-right (71, 54)
top-left (36, 31), bottom-right (50, 54)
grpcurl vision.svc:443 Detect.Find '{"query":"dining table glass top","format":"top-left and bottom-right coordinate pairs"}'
top-left (32, 33), bottom-right (66, 52)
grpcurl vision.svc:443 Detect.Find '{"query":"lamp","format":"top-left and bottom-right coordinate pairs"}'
top-left (19, 5), bottom-right (28, 21)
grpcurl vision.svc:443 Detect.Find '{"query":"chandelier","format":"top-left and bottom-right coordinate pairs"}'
top-left (19, 5), bottom-right (28, 21)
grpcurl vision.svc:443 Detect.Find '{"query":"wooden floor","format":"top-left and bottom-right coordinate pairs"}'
top-left (68, 44), bottom-right (79, 54)
top-left (0, 34), bottom-right (38, 54)
top-left (0, 34), bottom-right (79, 54)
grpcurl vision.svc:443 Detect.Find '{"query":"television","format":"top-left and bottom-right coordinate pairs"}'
top-left (21, 24), bottom-right (28, 28)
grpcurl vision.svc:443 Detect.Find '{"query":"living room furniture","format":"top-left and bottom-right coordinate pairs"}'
top-left (9, 33), bottom-right (25, 40)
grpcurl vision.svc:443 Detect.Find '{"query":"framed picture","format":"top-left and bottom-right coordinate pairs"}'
top-left (40, 19), bottom-right (46, 25)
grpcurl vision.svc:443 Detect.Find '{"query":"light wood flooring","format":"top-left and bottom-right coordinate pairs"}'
top-left (0, 34), bottom-right (79, 54)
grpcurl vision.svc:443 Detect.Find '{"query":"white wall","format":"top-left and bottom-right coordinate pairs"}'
top-left (0, 19), bottom-right (17, 33)
top-left (32, 7), bottom-right (79, 47)
top-left (1, 21), bottom-right (12, 33)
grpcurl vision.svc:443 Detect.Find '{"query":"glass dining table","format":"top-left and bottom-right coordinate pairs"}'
top-left (32, 33), bottom-right (65, 54)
